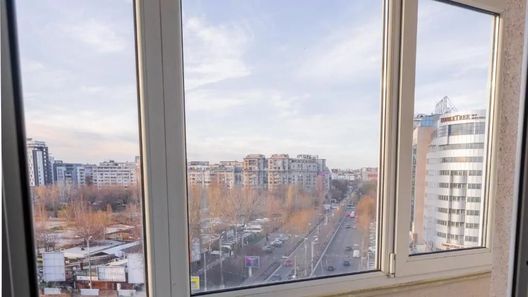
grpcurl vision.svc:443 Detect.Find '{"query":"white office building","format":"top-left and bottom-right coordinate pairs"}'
top-left (424, 110), bottom-right (486, 250)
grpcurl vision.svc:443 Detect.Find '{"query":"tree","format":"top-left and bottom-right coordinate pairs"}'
top-left (188, 184), bottom-right (203, 241)
top-left (33, 185), bottom-right (60, 217)
top-left (314, 175), bottom-right (326, 206)
top-left (65, 198), bottom-right (111, 243)
top-left (33, 198), bottom-right (55, 251)
top-left (356, 195), bottom-right (376, 253)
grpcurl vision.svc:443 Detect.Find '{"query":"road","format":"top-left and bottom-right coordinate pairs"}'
top-left (312, 216), bottom-right (363, 276)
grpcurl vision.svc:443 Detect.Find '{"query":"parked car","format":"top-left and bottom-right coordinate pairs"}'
top-left (327, 265), bottom-right (335, 271)
top-left (345, 224), bottom-right (352, 229)
top-left (343, 260), bottom-right (351, 266)
top-left (345, 246), bottom-right (353, 252)
top-left (353, 249), bottom-right (360, 258)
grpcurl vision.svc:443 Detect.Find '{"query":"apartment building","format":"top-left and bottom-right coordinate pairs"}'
top-left (53, 161), bottom-right (87, 186)
top-left (93, 160), bottom-right (139, 188)
top-left (268, 154), bottom-right (330, 191)
top-left (26, 138), bottom-right (53, 186)
top-left (242, 154), bottom-right (268, 188)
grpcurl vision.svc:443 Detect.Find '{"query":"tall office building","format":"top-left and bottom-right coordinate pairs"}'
top-left (423, 110), bottom-right (486, 250)
top-left (26, 138), bottom-right (53, 186)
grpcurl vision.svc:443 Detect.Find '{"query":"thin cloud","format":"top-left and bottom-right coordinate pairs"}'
top-left (183, 16), bottom-right (252, 90)
top-left (65, 19), bottom-right (128, 53)
top-left (296, 20), bottom-right (383, 85)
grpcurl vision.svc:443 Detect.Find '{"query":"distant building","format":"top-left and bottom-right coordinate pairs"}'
top-left (26, 138), bottom-right (53, 186)
top-left (187, 161), bottom-right (211, 187)
top-left (330, 169), bottom-right (359, 181)
top-left (268, 154), bottom-right (329, 191)
top-left (243, 154), bottom-right (268, 188)
top-left (423, 110), bottom-right (486, 250)
top-left (94, 160), bottom-right (139, 188)
top-left (53, 161), bottom-right (87, 186)
top-left (360, 167), bottom-right (378, 182)
top-left (187, 161), bottom-right (243, 188)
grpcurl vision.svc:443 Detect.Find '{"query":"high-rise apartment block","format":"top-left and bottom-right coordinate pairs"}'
top-left (26, 138), bottom-right (53, 186)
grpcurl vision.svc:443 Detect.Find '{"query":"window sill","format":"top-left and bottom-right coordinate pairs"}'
top-left (195, 266), bottom-right (491, 297)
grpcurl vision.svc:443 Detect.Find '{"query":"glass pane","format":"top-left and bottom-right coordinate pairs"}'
top-left (182, 0), bottom-right (383, 293)
top-left (409, 0), bottom-right (494, 254)
top-left (16, 1), bottom-right (147, 296)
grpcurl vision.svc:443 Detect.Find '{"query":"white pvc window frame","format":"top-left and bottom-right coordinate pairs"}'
top-left (393, 0), bottom-right (504, 277)
top-left (134, 0), bottom-right (506, 296)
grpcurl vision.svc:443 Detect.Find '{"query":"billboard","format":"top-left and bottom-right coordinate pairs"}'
top-left (43, 252), bottom-right (65, 282)
top-left (244, 256), bottom-right (260, 268)
top-left (97, 266), bottom-right (126, 282)
top-left (127, 253), bottom-right (145, 284)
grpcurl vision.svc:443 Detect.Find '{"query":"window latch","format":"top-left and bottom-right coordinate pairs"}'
top-left (388, 252), bottom-right (396, 277)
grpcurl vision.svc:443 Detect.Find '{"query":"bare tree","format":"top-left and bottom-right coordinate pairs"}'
top-left (65, 198), bottom-right (111, 243)
top-left (356, 195), bottom-right (376, 252)
top-left (188, 184), bottom-right (203, 241)
top-left (33, 185), bottom-right (60, 217)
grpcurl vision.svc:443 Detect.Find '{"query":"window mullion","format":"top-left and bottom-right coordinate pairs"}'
top-left (379, 0), bottom-right (404, 275)
top-left (393, 0), bottom-right (419, 276)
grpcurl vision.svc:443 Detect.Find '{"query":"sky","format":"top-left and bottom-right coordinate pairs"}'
top-left (17, 0), bottom-right (493, 169)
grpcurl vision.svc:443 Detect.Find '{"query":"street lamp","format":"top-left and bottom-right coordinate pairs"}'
top-left (86, 236), bottom-right (93, 289)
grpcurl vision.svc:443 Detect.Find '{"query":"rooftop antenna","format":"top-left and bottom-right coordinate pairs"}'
top-left (434, 96), bottom-right (457, 114)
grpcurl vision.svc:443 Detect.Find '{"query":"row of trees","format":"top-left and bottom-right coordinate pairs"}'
top-left (188, 183), bottom-right (328, 246)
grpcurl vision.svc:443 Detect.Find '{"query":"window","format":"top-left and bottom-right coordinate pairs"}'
top-left (15, 1), bottom-right (147, 296)
top-left (408, 0), bottom-right (494, 255)
top-left (4, 0), bottom-right (508, 296)
top-left (181, 0), bottom-right (384, 293)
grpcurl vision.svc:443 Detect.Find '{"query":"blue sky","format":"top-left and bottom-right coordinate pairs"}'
top-left (17, 0), bottom-right (493, 169)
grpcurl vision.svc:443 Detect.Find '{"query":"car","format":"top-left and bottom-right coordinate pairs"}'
top-left (327, 265), bottom-right (335, 271)
top-left (353, 249), bottom-right (360, 258)
top-left (283, 259), bottom-right (293, 267)
top-left (343, 260), bottom-right (351, 266)
top-left (345, 246), bottom-right (353, 252)
top-left (271, 240), bottom-right (283, 248)
top-left (345, 224), bottom-right (352, 229)
top-left (270, 275), bottom-right (282, 282)
top-left (262, 245), bottom-right (273, 253)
